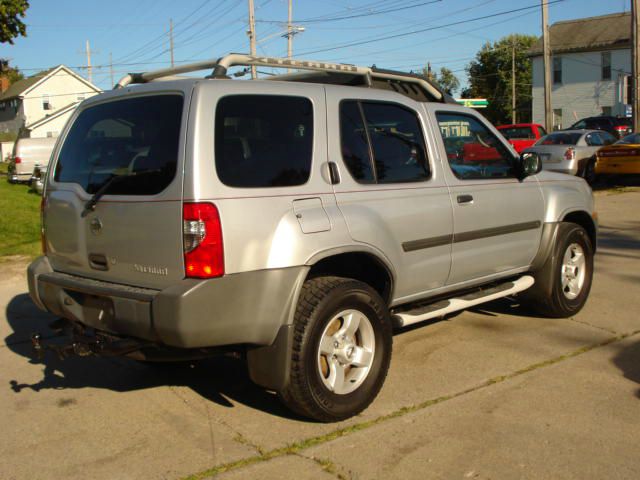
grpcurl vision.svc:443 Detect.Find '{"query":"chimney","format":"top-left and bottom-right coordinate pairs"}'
top-left (0, 76), bottom-right (9, 93)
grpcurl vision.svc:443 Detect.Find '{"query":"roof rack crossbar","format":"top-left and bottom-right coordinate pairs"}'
top-left (113, 53), bottom-right (445, 102)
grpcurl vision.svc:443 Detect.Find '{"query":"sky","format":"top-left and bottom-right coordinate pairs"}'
top-left (1, 0), bottom-right (631, 93)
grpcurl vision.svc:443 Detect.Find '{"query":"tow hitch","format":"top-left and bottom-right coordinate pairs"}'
top-left (31, 319), bottom-right (150, 360)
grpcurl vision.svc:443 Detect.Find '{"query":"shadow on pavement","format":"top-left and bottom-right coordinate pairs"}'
top-left (4, 294), bottom-right (303, 421)
top-left (598, 221), bottom-right (640, 252)
top-left (612, 340), bottom-right (640, 399)
top-left (592, 175), bottom-right (640, 191)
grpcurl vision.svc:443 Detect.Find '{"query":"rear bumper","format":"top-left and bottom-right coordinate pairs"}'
top-left (28, 256), bottom-right (309, 348)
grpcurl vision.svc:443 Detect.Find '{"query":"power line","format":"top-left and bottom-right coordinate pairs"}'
top-left (258, 0), bottom-right (442, 23)
top-left (297, 0), bottom-right (566, 57)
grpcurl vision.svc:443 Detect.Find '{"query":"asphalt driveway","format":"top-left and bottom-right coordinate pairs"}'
top-left (1, 188), bottom-right (639, 480)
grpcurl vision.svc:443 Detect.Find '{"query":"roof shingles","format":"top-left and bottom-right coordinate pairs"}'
top-left (530, 12), bottom-right (631, 56)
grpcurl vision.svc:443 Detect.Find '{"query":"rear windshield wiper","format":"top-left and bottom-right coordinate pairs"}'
top-left (81, 169), bottom-right (161, 217)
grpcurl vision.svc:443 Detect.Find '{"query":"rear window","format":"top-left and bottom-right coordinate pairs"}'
top-left (536, 132), bottom-right (582, 145)
top-left (55, 95), bottom-right (183, 195)
top-left (215, 95), bottom-right (313, 188)
top-left (498, 126), bottom-right (535, 140)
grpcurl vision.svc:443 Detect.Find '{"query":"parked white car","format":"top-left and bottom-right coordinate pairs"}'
top-left (523, 129), bottom-right (616, 184)
top-left (8, 136), bottom-right (57, 183)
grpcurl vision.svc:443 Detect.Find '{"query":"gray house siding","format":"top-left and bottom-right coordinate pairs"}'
top-left (532, 48), bottom-right (631, 129)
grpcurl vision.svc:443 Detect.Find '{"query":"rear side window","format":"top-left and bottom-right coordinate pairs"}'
top-left (55, 95), bottom-right (183, 195)
top-left (215, 95), bottom-right (313, 188)
top-left (340, 100), bottom-right (430, 184)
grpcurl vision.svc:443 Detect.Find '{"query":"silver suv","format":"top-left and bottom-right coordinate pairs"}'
top-left (27, 55), bottom-right (596, 422)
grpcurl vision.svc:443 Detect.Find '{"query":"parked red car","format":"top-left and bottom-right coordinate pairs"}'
top-left (497, 123), bottom-right (547, 153)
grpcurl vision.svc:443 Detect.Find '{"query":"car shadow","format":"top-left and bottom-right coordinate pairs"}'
top-left (612, 339), bottom-right (640, 399)
top-left (592, 174), bottom-right (640, 190)
top-left (4, 294), bottom-right (304, 421)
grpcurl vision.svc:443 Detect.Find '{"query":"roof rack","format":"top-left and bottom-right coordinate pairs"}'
top-left (114, 53), bottom-right (454, 104)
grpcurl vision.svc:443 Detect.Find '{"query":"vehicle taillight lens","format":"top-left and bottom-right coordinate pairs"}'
top-left (40, 196), bottom-right (47, 254)
top-left (564, 148), bottom-right (575, 160)
top-left (14, 156), bottom-right (22, 164)
top-left (614, 126), bottom-right (626, 131)
top-left (183, 202), bottom-right (224, 279)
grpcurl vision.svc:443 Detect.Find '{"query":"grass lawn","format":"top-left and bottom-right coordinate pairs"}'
top-left (0, 179), bottom-right (41, 260)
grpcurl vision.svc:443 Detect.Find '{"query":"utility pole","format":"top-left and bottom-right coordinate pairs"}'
top-left (512, 41), bottom-right (517, 124)
top-left (169, 19), bottom-right (175, 68)
top-left (632, 0), bottom-right (640, 132)
top-left (109, 52), bottom-right (114, 87)
top-left (248, 0), bottom-right (257, 79)
top-left (287, 0), bottom-right (293, 64)
top-left (86, 40), bottom-right (93, 84)
top-left (541, 0), bottom-right (553, 131)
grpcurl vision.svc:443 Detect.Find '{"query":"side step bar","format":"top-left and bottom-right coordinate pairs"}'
top-left (393, 275), bottom-right (535, 328)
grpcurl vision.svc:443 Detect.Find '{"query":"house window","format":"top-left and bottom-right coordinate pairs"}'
top-left (42, 94), bottom-right (51, 111)
top-left (0, 102), bottom-right (5, 111)
top-left (602, 52), bottom-right (611, 81)
top-left (46, 131), bottom-right (59, 138)
top-left (553, 109), bottom-right (563, 131)
top-left (553, 57), bottom-right (562, 84)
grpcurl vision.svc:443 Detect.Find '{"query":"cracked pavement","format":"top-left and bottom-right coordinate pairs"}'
top-left (1, 189), bottom-right (639, 480)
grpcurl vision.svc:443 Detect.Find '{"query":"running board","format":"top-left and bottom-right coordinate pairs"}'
top-left (393, 275), bottom-right (535, 328)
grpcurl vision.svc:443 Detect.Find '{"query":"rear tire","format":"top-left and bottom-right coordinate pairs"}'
top-left (278, 276), bottom-right (392, 422)
top-left (522, 222), bottom-right (594, 318)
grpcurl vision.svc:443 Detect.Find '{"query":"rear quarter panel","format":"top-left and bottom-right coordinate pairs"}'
top-left (186, 80), bottom-right (355, 275)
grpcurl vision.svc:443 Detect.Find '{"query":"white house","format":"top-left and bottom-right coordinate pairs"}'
top-left (530, 13), bottom-right (631, 130)
top-left (0, 65), bottom-right (101, 138)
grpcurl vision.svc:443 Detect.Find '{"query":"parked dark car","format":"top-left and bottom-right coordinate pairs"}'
top-left (568, 116), bottom-right (632, 139)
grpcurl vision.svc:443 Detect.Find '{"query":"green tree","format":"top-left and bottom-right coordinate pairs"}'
top-left (465, 34), bottom-right (538, 125)
top-left (435, 67), bottom-right (460, 96)
top-left (0, 0), bottom-right (29, 44)
top-left (0, 58), bottom-right (23, 83)
top-left (421, 64), bottom-right (460, 96)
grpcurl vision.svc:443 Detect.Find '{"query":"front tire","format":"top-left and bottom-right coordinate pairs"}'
top-left (278, 276), bottom-right (392, 422)
top-left (523, 222), bottom-right (594, 318)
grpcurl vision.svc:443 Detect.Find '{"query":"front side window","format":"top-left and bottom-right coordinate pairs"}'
top-left (602, 52), bottom-right (611, 81)
top-left (215, 95), bottom-right (313, 188)
top-left (55, 94), bottom-right (183, 195)
top-left (340, 100), bottom-right (430, 184)
top-left (553, 57), bottom-right (562, 84)
top-left (436, 112), bottom-right (516, 180)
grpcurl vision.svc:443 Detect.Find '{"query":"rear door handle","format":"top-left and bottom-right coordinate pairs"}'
top-left (457, 194), bottom-right (474, 205)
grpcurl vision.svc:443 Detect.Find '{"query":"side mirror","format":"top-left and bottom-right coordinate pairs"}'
top-left (518, 152), bottom-right (542, 180)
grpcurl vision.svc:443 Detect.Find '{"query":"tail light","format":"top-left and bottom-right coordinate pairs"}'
top-left (183, 202), bottom-right (224, 278)
top-left (40, 196), bottom-right (47, 254)
top-left (564, 148), bottom-right (575, 160)
top-left (14, 156), bottom-right (22, 164)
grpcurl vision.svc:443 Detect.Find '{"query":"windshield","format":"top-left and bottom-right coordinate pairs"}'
top-left (55, 95), bottom-right (183, 195)
top-left (498, 126), bottom-right (535, 140)
top-left (616, 133), bottom-right (640, 144)
top-left (536, 132), bottom-right (582, 146)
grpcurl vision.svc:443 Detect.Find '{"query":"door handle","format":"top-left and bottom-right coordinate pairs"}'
top-left (457, 194), bottom-right (474, 205)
